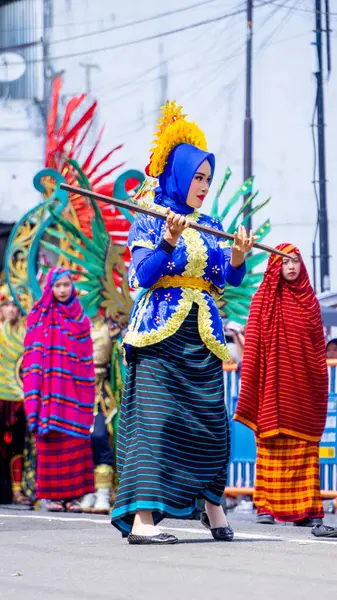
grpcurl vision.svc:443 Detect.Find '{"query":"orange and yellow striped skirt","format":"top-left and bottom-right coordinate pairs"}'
top-left (254, 436), bottom-right (324, 522)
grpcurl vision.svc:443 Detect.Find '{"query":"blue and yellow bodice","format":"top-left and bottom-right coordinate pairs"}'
top-left (124, 207), bottom-right (246, 361)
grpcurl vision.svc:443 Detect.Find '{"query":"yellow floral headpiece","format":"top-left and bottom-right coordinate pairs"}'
top-left (146, 100), bottom-right (208, 178)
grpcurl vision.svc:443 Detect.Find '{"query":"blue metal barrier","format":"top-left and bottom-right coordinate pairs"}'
top-left (225, 365), bottom-right (337, 492)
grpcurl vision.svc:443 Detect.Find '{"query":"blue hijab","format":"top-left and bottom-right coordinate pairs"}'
top-left (154, 143), bottom-right (215, 216)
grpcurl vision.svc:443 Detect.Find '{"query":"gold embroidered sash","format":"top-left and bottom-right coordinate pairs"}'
top-left (151, 275), bottom-right (212, 293)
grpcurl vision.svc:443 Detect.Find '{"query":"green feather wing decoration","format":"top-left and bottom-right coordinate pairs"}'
top-left (41, 162), bottom-right (133, 327)
top-left (210, 169), bottom-right (271, 325)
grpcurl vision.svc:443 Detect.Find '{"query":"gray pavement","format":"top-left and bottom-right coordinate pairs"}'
top-left (1, 508), bottom-right (337, 600)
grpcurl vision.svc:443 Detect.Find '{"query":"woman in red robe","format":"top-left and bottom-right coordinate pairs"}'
top-left (234, 243), bottom-right (328, 526)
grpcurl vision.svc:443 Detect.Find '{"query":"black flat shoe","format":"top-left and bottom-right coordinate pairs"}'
top-left (293, 518), bottom-right (323, 527)
top-left (200, 511), bottom-right (234, 541)
top-left (127, 533), bottom-right (178, 545)
top-left (311, 524), bottom-right (337, 538)
top-left (256, 514), bottom-right (275, 525)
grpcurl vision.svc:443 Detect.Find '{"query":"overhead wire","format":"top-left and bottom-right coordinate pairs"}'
top-left (255, 0), bottom-right (299, 55)
top-left (266, 1), bottom-right (337, 16)
top-left (122, 0), bottom-right (288, 118)
top-left (1, 1), bottom-right (282, 67)
top-left (195, 0), bottom-right (293, 122)
top-left (0, 0), bottom-right (223, 35)
top-left (54, 5), bottom-right (247, 143)
top-left (47, 0), bottom-right (226, 46)
top-left (96, 6), bottom-right (247, 108)
top-left (210, 0), bottom-right (305, 162)
top-left (97, 13), bottom-right (248, 138)
top-left (162, 12), bottom-right (244, 103)
top-left (53, 1), bottom-right (309, 147)
top-left (93, 10), bottom-right (228, 99)
top-left (100, 2), bottom-right (289, 141)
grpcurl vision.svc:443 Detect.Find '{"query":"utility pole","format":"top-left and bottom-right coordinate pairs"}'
top-left (314, 0), bottom-right (330, 292)
top-left (243, 0), bottom-right (253, 232)
top-left (42, 0), bottom-right (53, 122)
top-left (40, 0), bottom-right (64, 149)
top-left (158, 42), bottom-right (168, 108)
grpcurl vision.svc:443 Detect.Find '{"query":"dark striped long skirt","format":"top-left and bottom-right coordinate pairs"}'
top-left (36, 431), bottom-right (94, 500)
top-left (111, 305), bottom-right (230, 535)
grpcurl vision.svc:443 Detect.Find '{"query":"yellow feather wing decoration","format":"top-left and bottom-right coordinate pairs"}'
top-left (0, 321), bottom-right (25, 401)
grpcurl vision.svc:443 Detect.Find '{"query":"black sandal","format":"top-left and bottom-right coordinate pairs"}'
top-left (311, 524), bottom-right (337, 538)
top-left (12, 491), bottom-right (33, 507)
top-left (46, 500), bottom-right (64, 512)
top-left (127, 533), bottom-right (178, 545)
top-left (256, 514), bottom-right (275, 525)
top-left (200, 511), bottom-right (234, 541)
top-left (64, 500), bottom-right (82, 513)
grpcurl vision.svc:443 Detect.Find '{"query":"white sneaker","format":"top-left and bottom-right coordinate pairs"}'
top-left (80, 493), bottom-right (96, 510)
top-left (94, 488), bottom-right (111, 512)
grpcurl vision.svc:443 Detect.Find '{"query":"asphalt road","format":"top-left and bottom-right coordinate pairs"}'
top-left (1, 508), bottom-right (337, 600)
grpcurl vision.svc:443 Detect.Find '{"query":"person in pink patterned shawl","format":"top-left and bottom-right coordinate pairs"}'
top-left (23, 267), bottom-right (95, 512)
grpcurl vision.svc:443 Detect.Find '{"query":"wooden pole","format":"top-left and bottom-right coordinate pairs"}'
top-left (60, 183), bottom-right (290, 259)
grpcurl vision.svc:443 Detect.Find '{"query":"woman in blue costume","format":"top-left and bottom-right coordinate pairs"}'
top-left (111, 103), bottom-right (255, 544)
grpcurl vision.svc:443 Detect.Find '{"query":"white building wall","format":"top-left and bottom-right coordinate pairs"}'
top-left (0, 100), bottom-right (44, 221)
top-left (1, 0), bottom-right (337, 289)
top-left (0, 0), bottom-right (44, 222)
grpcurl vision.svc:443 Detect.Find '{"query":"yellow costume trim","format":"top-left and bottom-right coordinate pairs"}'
top-left (125, 207), bottom-right (231, 361)
top-left (220, 241), bottom-right (230, 249)
top-left (0, 283), bottom-right (13, 306)
top-left (197, 291), bottom-right (231, 363)
top-left (0, 321), bottom-right (25, 401)
top-left (182, 227), bottom-right (207, 279)
top-left (11, 483), bottom-right (22, 493)
top-left (124, 288), bottom-right (230, 362)
top-left (148, 101), bottom-right (208, 177)
top-left (147, 202), bottom-right (200, 221)
top-left (129, 209), bottom-right (200, 291)
top-left (94, 373), bottom-right (118, 423)
top-left (94, 464), bottom-right (113, 490)
top-left (152, 275), bottom-right (212, 294)
top-left (130, 240), bottom-right (155, 251)
top-left (212, 285), bottom-right (225, 297)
